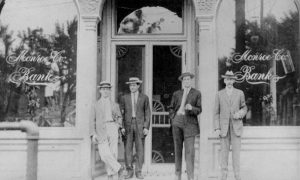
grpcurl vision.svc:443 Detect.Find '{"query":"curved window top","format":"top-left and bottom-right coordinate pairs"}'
top-left (217, 0), bottom-right (300, 126)
top-left (118, 6), bottom-right (182, 34)
top-left (217, 0), bottom-right (298, 58)
top-left (0, 0), bottom-right (77, 49)
top-left (0, 0), bottom-right (78, 127)
top-left (115, 0), bottom-right (184, 35)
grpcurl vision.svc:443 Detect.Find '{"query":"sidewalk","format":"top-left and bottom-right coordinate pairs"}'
top-left (94, 173), bottom-right (188, 180)
top-left (94, 167), bottom-right (189, 180)
top-left (94, 172), bottom-right (239, 180)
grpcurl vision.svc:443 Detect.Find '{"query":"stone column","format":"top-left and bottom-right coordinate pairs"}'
top-left (77, 0), bottom-right (105, 179)
top-left (76, 14), bottom-right (99, 180)
top-left (193, 1), bottom-right (220, 179)
top-left (195, 15), bottom-right (218, 180)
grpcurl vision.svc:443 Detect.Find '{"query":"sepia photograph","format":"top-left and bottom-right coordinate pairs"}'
top-left (0, 0), bottom-right (299, 180)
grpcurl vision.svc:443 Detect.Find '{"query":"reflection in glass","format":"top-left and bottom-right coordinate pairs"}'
top-left (116, 0), bottom-right (183, 35)
top-left (217, 0), bottom-right (300, 126)
top-left (118, 6), bottom-right (182, 34)
top-left (116, 45), bottom-right (145, 101)
top-left (152, 45), bottom-right (182, 163)
top-left (0, 0), bottom-right (77, 127)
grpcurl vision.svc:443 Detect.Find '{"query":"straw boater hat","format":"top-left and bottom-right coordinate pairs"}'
top-left (221, 70), bottom-right (237, 79)
top-left (97, 81), bottom-right (112, 88)
top-left (178, 72), bottom-right (195, 81)
top-left (126, 77), bottom-right (143, 84)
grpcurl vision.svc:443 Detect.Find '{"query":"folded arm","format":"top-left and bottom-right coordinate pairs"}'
top-left (187, 92), bottom-right (202, 116)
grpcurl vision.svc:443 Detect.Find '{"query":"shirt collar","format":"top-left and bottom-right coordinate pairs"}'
top-left (225, 87), bottom-right (233, 95)
top-left (225, 87), bottom-right (233, 91)
top-left (183, 87), bottom-right (191, 92)
top-left (100, 97), bottom-right (110, 102)
top-left (131, 91), bottom-right (139, 96)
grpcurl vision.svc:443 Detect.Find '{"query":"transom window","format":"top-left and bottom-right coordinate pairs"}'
top-left (115, 0), bottom-right (184, 35)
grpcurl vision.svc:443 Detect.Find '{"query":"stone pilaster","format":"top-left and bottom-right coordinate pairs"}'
top-left (76, 14), bottom-right (100, 179)
top-left (78, 0), bottom-right (105, 19)
top-left (196, 16), bottom-right (218, 180)
top-left (194, 1), bottom-right (219, 180)
top-left (194, 0), bottom-right (218, 17)
top-left (77, 1), bottom-right (104, 179)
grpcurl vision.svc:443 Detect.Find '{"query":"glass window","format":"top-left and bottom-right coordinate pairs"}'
top-left (0, 0), bottom-right (78, 127)
top-left (217, 0), bottom-right (299, 126)
top-left (116, 45), bottom-right (145, 101)
top-left (115, 0), bottom-right (183, 35)
top-left (152, 45), bottom-right (182, 163)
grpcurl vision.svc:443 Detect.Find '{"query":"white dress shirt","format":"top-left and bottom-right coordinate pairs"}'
top-left (225, 87), bottom-right (233, 96)
top-left (131, 92), bottom-right (138, 118)
top-left (101, 97), bottom-right (113, 122)
top-left (177, 87), bottom-right (191, 115)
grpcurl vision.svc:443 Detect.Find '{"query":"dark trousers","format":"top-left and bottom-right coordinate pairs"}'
top-left (172, 115), bottom-right (196, 180)
top-left (125, 118), bottom-right (144, 174)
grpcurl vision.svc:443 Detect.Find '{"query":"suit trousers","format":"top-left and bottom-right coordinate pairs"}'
top-left (125, 118), bottom-right (145, 174)
top-left (98, 122), bottom-right (121, 176)
top-left (220, 119), bottom-right (241, 180)
top-left (172, 115), bottom-right (196, 180)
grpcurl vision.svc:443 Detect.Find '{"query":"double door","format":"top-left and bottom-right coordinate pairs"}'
top-left (110, 41), bottom-right (186, 174)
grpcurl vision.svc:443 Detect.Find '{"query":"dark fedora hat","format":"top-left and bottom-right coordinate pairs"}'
top-left (97, 81), bottom-right (112, 88)
top-left (178, 72), bottom-right (195, 81)
top-left (221, 70), bottom-right (237, 79)
top-left (125, 77), bottom-right (143, 84)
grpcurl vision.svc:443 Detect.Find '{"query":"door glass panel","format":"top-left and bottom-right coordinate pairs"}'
top-left (115, 45), bottom-right (145, 163)
top-left (116, 45), bottom-right (145, 101)
top-left (152, 45), bottom-right (182, 163)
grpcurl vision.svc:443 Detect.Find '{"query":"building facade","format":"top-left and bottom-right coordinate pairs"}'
top-left (0, 0), bottom-right (299, 180)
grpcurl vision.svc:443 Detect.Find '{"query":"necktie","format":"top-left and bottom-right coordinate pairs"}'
top-left (226, 89), bottom-right (233, 104)
top-left (103, 98), bottom-right (112, 121)
top-left (134, 94), bottom-right (137, 114)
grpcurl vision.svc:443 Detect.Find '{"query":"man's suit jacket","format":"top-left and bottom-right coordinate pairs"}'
top-left (214, 88), bottom-right (247, 137)
top-left (120, 92), bottom-right (151, 137)
top-left (169, 88), bottom-right (202, 137)
top-left (91, 99), bottom-right (123, 143)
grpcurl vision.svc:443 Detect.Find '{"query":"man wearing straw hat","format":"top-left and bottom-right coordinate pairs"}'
top-left (169, 72), bottom-right (202, 180)
top-left (91, 81), bottom-right (124, 180)
top-left (119, 77), bottom-right (150, 179)
top-left (214, 71), bottom-right (247, 180)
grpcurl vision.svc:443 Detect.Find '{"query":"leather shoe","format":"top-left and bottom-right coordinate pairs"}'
top-left (124, 170), bottom-right (134, 179)
top-left (235, 175), bottom-right (241, 180)
top-left (118, 166), bottom-right (125, 180)
top-left (136, 173), bottom-right (144, 179)
top-left (174, 174), bottom-right (181, 180)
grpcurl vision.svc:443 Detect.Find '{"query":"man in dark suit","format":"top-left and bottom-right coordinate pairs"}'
top-left (0, 1), bottom-right (5, 15)
top-left (120, 77), bottom-right (151, 179)
top-left (169, 72), bottom-right (202, 180)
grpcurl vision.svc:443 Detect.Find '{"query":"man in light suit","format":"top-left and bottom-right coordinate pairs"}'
top-left (169, 72), bottom-right (202, 180)
top-left (214, 71), bottom-right (247, 180)
top-left (120, 77), bottom-right (151, 179)
top-left (91, 81), bottom-right (124, 180)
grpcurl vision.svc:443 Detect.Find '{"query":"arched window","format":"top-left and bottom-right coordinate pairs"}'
top-left (217, 0), bottom-right (300, 126)
top-left (115, 0), bottom-right (184, 35)
top-left (0, 0), bottom-right (78, 127)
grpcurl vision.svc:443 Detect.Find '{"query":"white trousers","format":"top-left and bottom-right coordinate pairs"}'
top-left (98, 122), bottom-right (121, 176)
